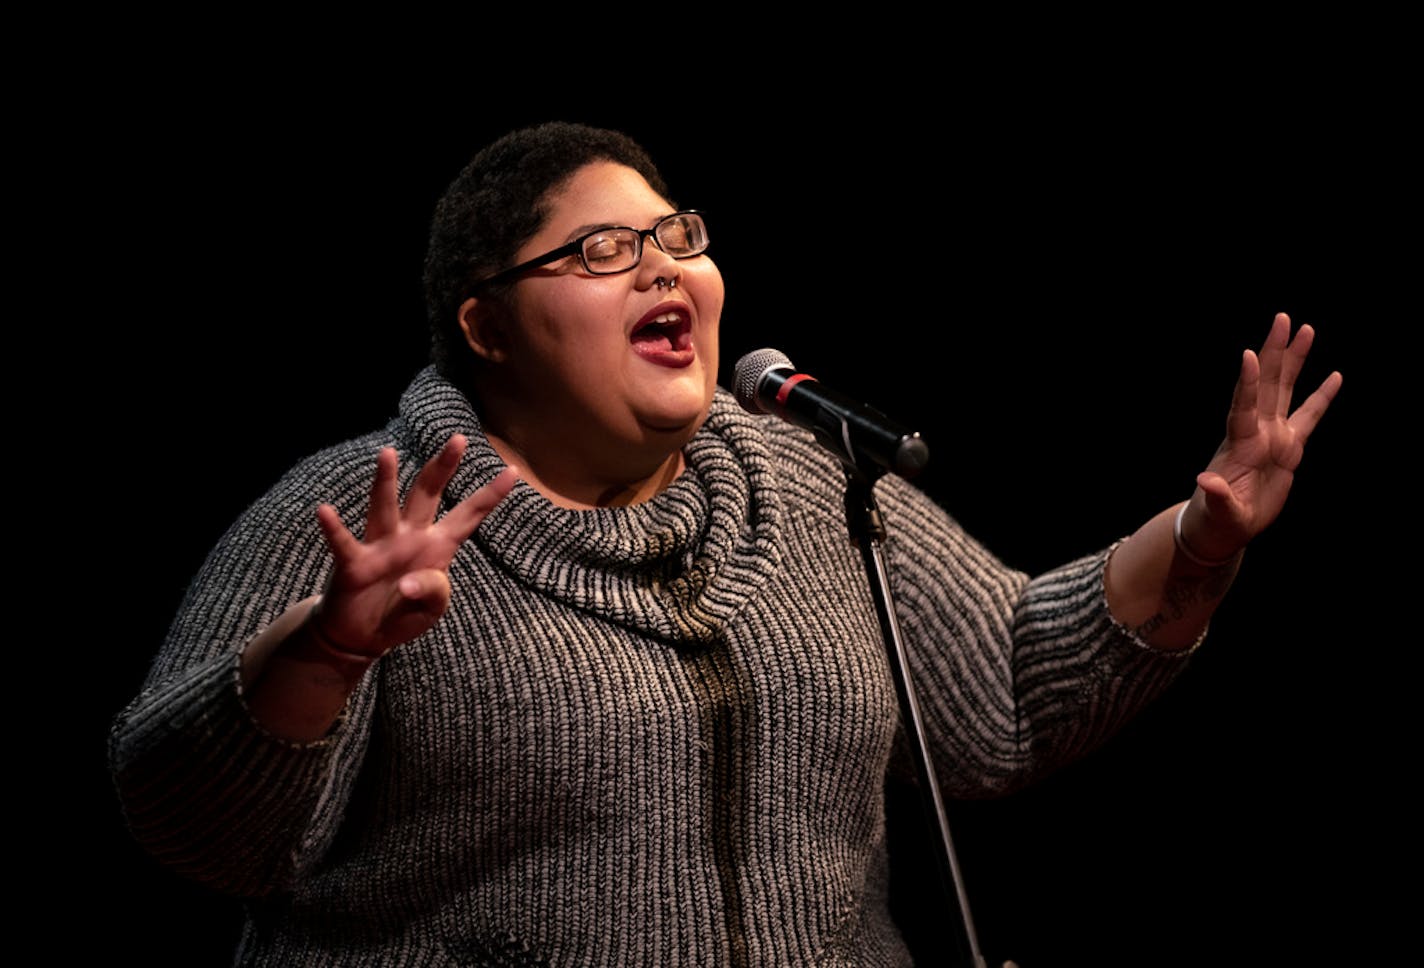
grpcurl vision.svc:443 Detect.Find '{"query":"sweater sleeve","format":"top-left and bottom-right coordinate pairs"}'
top-left (108, 435), bottom-right (391, 897)
top-left (875, 474), bottom-right (1194, 799)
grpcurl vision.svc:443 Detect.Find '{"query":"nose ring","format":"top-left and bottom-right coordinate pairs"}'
top-left (655, 277), bottom-right (678, 291)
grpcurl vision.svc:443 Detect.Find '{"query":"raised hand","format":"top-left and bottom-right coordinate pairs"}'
top-left (312, 434), bottom-right (519, 658)
top-left (1178, 313), bottom-right (1342, 564)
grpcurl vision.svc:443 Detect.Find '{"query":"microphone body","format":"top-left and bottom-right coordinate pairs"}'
top-left (734, 348), bottom-right (929, 480)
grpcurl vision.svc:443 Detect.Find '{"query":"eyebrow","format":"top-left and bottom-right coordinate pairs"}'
top-left (560, 222), bottom-right (621, 245)
top-left (559, 213), bottom-right (677, 245)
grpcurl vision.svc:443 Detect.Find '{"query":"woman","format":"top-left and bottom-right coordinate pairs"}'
top-left (110, 122), bottom-right (1340, 966)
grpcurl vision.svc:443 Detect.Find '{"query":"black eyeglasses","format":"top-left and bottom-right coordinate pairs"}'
top-left (473, 210), bottom-right (708, 291)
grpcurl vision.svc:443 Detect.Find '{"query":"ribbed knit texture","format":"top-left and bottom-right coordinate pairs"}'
top-left (111, 367), bottom-right (1191, 967)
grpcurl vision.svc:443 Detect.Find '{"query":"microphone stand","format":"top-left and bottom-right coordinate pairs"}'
top-left (842, 465), bottom-right (989, 968)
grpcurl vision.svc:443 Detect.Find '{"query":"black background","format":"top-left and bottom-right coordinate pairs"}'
top-left (53, 41), bottom-right (1404, 968)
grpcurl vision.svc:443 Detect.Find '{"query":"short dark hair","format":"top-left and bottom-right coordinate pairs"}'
top-left (423, 121), bottom-right (671, 388)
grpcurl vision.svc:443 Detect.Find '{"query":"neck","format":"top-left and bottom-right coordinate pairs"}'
top-left (485, 430), bottom-right (688, 510)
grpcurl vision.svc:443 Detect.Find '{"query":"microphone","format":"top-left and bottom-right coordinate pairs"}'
top-left (733, 348), bottom-right (929, 480)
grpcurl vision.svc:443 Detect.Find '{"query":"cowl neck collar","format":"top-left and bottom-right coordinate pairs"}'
top-left (399, 367), bottom-right (784, 647)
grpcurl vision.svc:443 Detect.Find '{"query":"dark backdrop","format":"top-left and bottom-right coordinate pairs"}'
top-left (65, 65), bottom-right (1402, 968)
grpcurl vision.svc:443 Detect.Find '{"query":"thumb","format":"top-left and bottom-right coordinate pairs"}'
top-left (1188, 473), bottom-right (1250, 560)
top-left (380, 569), bottom-right (454, 644)
top-left (1195, 471), bottom-right (1241, 518)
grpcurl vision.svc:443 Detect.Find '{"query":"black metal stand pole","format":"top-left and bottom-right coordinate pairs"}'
top-left (843, 469), bottom-right (988, 968)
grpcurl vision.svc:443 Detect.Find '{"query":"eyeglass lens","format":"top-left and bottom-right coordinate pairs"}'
top-left (581, 213), bottom-right (707, 274)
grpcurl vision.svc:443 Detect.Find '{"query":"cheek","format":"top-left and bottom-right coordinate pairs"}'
top-left (690, 267), bottom-right (723, 382)
top-left (690, 262), bottom-right (726, 325)
top-left (514, 285), bottom-right (620, 359)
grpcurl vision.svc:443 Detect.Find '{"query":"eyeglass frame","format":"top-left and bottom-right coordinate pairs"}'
top-left (470, 210), bottom-right (708, 292)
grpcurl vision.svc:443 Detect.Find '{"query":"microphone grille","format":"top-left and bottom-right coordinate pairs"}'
top-left (733, 348), bottom-right (794, 414)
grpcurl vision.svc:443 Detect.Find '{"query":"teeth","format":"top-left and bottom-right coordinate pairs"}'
top-left (648, 312), bottom-right (682, 326)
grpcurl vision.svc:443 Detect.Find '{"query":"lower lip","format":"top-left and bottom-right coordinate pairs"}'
top-left (631, 330), bottom-right (695, 367)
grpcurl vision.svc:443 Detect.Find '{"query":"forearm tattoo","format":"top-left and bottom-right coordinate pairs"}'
top-left (1133, 563), bottom-right (1238, 639)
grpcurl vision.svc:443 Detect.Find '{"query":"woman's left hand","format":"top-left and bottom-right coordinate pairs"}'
top-left (1178, 312), bottom-right (1343, 564)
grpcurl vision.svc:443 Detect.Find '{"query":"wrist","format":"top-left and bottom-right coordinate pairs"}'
top-left (291, 600), bottom-right (377, 685)
top-left (1173, 503), bottom-right (1241, 569)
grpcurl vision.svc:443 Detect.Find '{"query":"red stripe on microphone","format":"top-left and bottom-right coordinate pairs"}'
top-left (775, 373), bottom-right (814, 409)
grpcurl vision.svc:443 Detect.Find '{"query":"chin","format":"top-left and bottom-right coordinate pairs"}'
top-left (642, 380), bottom-right (714, 430)
top-left (641, 411), bottom-right (706, 441)
top-left (639, 398), bottom-right (711, 443)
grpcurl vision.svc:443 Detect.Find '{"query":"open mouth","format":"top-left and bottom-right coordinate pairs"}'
top-left (631, 308), bottom-right (693, 355)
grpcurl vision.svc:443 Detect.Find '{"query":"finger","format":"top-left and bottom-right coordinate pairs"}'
top-left (1224, 348), bottom-right (1261, 442)
top-left (1196, 471), bottom-right (1245, 519)
top-left (316, 503), bottom-right (363, 564)
top-left (1287, 369), bottom-right (1344, 441)
top-left (439, 466), bottom-right (521, 542)
top-left (405, 434), bottom-right (468, 524)
top-left (1192, 471), bottom-right (1252, 549)
top-left (366, 447), bottom-right (401, 540)
top-left (1255, 312), bottom-right (1291, 418)
top-left (1274, 322), bottom-right (1317, 419)
top-left (394, 569), bottom-right (453, 613)
top-left (377, 569), bottom-right (455, 646)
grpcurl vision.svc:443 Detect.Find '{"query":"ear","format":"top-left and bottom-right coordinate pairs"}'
top-left (457, 296), bottom-right (509, 364)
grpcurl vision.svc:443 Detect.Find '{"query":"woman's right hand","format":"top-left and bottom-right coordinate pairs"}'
top-left (242, 435), bottom-right (516, 740)
top-left (311, 434), bottom-right (519, 658)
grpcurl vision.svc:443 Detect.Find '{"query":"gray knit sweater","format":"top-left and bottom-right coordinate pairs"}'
top-left (110, 367), bottom-right (1190, 967)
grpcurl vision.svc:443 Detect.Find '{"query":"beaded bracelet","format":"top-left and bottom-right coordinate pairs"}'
top-left (1172, 503), bottom-right (1239, 568)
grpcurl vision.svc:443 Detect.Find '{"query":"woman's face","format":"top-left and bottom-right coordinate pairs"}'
top-left (469, 161), bottom-right (724, 478)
